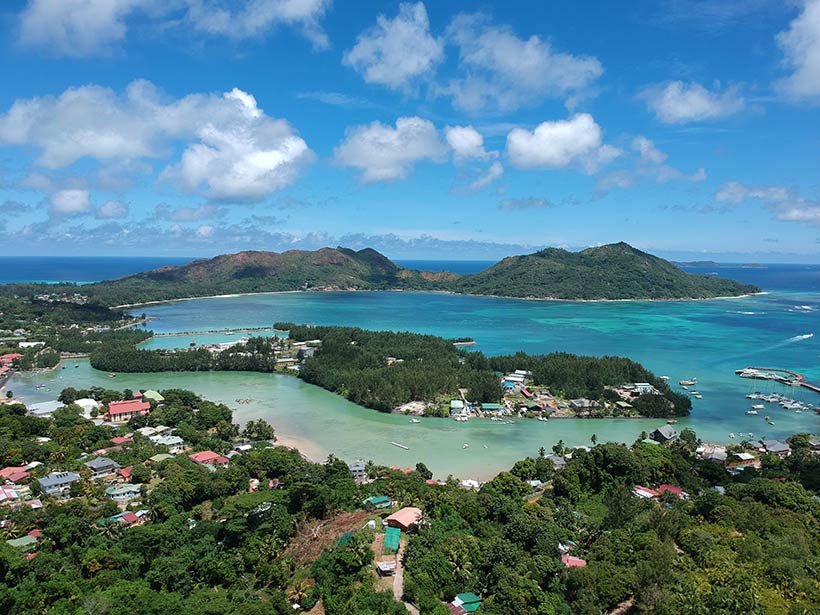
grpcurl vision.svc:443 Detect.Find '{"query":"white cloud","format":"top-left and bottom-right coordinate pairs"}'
top-left (18, 0), bottom-right (331, 57)
top-left (445, 125), bottom-right (496, 161)
top-left (639, 81), bottom-right (745, 124)
top-left (715, 181), bottom-right (820, 225)
top-left (195, 224), bottom-right (215, 239)
top-left (631, 136), bottom-right (667, 164)
top-left (0, 80), bottom-right (314, 201)
top-left (775, 0), bottom-right (820, 102)
top-left (499, 197), bottom-right (550, 211)
top-left (467, 161), bottom-right (504, 192)
top-left (343, 2), bottom-right (443, 91)
top-left (506, 114), bottom-right (619, 172)
top-left (334, 116), bottom-right (447, 182)
top-left (442, 13), bottom-right (602, 113)
top-left (50, 189), bottom-right (91, 215)
top-left (97, 200), bottom-right (129, 219)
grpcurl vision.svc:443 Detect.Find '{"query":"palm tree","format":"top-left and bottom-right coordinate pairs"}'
top-left (449, 550), bottom-right (473, 584)
top-left (2, 523), bottom-right (19, 540)
top-left (287, 579), bottom-right (311, 605)
top-left (538, 446), bottom-right (546, 458)
top-left (97, 521), bottom-right (122, 540)
top-left (591, 434), bottom-right (598, 446)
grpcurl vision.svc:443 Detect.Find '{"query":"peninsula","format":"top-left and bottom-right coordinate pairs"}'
top-left (1, 242), bottom-right (759, 305)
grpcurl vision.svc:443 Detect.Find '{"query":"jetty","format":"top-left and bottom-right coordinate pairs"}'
top-left (736, 367), bottom-right (820, 395)
top-left (391, 442), bottom-right (409, 450)
top-left (151, 327), bottom-right (284, 338)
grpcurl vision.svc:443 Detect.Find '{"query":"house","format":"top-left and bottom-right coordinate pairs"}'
top-left (762, 440), bottom-right (791, 458)
top-left (546, 455), bottom-right (567, 470)
top-left (110, 435), bottom-right (133, 445)
top-left (150, 435), bottom-right (185, 454)
top-left (562, 555), bottom-right (587, 568)
top-left (38, 471), bottom-right (81, 497)
top-left (362, 495), bottom-right (392, 510)
top-left (451, 592), bottom-right (481, 613)
top-left (0, 485), bottom-right (23, 504)
top-left (105, 483), bottom-right (143, 502)
top-left (657, 484), bottom-right (688, 499)
top-left (376, 560), bottom-right (397, 576)
top-left (74, 398), bottom-right (101, 416)
top-left (810, 438), bottom-right (820, 454)
top-left (650, 425), bottom-right (678, 443)
top-left (348, 461), bottom-right (367, 481)
top-left (385, 506), bottom-right (422, 531)
top-left (148, 453), bottom-right (175, 464)
top-left (450, 400), bottom-right (465, 416)
top-left (27, 400), bottom-right (63, 418)
top-left (6, 535), bottom-right (37, 552)
top-left (726, 452), bottom-right (761, 474)
top-left (84, 456), bottom-right (122, 480)
top-left (188, 451), bottom-right (229, 467)
top-left (0, 353), bottom-right (23, 366)
top-left (141, 390), bottom-right (165, 403)
top-left (0, 466), bottom-right (29, 483)
top-left (633, 382), bottom-right (656, 394)
top-left (104, 399), bottom-right (151, 423)
top-left (481, 402), bottom-right (502, 414)
top-left (632, 485), bottom-right (659, 499)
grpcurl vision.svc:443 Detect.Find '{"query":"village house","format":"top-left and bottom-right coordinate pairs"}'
top-left (726, 452), bottom-right (761, 474)
top-left (762, 440), bottom-right (792, 458)
top-left (650, 425), bottom-right (678, 444)
top-left (385, 506), bottom-right (422, 531)
top-left (104, 399), bottom-right (151, 423)
top-left (348, 461), bottom-right (367, 481)
top-left (38, 471), bottom-right (81, 497)
top-left (188, 450), bottom-right (229, 468)
top-left (105, 483), bottom-right (143, 502)
top-left (0, 466), bottom-right (29, 483)
top-left (150, 434), bottom-right (185, 454)
top-left (84, 457), bottom-right (122, 480)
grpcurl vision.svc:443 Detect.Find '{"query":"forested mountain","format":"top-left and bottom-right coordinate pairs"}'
top-left (0, 243), bottom-right (759, 305)
top-left (455, 242), bottom-right (760, 299)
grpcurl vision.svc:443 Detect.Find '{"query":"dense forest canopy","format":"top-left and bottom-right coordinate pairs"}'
top-left (1, 390), bottom-right (820, 614)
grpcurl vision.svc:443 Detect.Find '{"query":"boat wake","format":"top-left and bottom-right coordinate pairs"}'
top-left (756, 333), bottom-right (813, 354)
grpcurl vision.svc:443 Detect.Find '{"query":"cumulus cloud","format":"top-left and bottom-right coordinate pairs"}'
top-left (632, 136), bottom-right (667, 164)
top-left (441, 13), bottom-right (602, 113)
top-left (18, 0), bottom-right (331, 57)
top-left (639, 81), bottom-right (745, 124)
top-left (97, 200), bottom-right (129, 219)
top-left (445, 125), bottom-right (496, 161)
top-left (775, 0), bottom-right (820, 102)
top-left (333, 116), bottom-right (447, 182)
top-left (499, 197), bottom-right (550, 211)
top-left (715, 181), bottom-right (820, 225)
top-left (506, 114), bottom-right (619, 173)
top-left (466, 161), bottom-right (504, 192)
top-left (195, 225), bottom-right (215, 239)
top-left (50, 189), bottom-right (91, 215)
top-left (343, 2), bottom-right (443, 91)
top-left (0, 80), bottom-right (314, 201)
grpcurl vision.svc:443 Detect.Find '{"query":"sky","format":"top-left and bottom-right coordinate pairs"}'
top-left (0, 0), bottom-right (819, 262)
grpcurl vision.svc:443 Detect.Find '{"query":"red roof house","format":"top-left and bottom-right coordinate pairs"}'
top-left (562, 555), bottom-right (587, 568)
top-left (118, 512), bottom-right (140, 526)
top-left (0, 353), bottom-right (23, 365)
top-left (0, 466), bottom-right (29, 482)
top-left (118, 466), bottom-right (133, 480)
top-left (189, 451), bottom-right (229, 467)
top-left (658, 484), bottom-right (687, 499)
top-left (385, 507), bottom-right (422, 531)
top-left (110, 435), bottom-right (133, 445)
top-left (104, 399), bottom-right (151, 423)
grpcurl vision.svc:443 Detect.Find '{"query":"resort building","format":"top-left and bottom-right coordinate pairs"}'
top-left (762, 440), bottom-right (791, 458)
top-left (104, 399), bottom-right (151, 423)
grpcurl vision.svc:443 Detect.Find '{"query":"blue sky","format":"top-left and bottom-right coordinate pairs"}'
top-left (0, 0), bottom-right (819, 262)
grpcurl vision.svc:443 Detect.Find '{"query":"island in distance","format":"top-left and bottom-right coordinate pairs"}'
top-left (22, 241), bottom-right (759, 305)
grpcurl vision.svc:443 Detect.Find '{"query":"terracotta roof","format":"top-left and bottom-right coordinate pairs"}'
top-left (110, 435), bottom-right (133, 445)
top-left (106, 399), bottom-right (151, 416)
top-left (385, 507), bottom-right (422, 529)
top-left (119, 466), bottom-right (133, 480)
top-left (118, 512), bottom-right (140, 525)
top-left (0, 467), bottom-right (29, 482)
top-left (189, 451), bottom-right (229, 465)
top-left (658, 484), bottom-right (684, 497)
top-left (562, 555), bottom-right (587, 568)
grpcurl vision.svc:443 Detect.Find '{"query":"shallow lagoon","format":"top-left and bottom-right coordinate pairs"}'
top-left (14, 284), bottom-right (820, 479)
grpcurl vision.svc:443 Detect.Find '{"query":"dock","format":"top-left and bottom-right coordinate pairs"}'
top-left (737, 366), bottom-right (820, 396)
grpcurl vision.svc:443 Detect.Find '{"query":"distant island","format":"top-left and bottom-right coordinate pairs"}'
top-left (1, 242), bottom-right (760, 305)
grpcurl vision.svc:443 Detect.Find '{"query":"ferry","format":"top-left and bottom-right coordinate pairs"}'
top-left (391, 442), bottom-right (409, 450)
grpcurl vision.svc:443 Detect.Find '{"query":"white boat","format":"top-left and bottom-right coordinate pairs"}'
top-left (660, 375), bottom-right (670, 381)
top-left (391, 441), bottom-right (409, 450)
top-left (745, 410), bottom-right (758, 415)
top-left (689, 391), bottom-right (700, 395)
top-left (693, 394), bottom-right (702, 399)
top-left (463, 443), bottom-right (469, 449)
top-left (752, 404), bottom-right (764, 410)
top-left (409, 418), bottom-right (420, 423)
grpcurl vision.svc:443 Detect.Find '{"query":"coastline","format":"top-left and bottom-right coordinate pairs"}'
top-left (114, 288), bottom-right (768, 310)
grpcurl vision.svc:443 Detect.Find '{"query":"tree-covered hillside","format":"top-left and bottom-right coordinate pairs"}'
top-left (456, 242), bottom-right (759, 299)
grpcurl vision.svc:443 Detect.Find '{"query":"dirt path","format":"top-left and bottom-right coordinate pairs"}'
top-left (393, 539), bottom-right (419, 615)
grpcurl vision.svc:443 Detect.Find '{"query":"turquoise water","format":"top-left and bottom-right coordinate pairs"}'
top-left (10, 276), bottom-right (820, 479)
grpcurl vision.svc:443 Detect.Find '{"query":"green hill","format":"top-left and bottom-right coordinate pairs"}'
top-left (2, 242), bottom-right (758, 305)
top-left (455, 242), bottom-right (759, 300)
